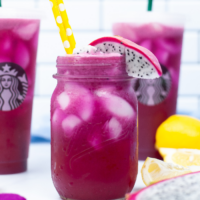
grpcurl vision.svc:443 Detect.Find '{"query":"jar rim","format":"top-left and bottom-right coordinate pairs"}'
top-left (55, 54), bottom-right (130, 79)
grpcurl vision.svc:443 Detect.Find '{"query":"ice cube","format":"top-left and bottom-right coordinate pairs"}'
top-left (14, 41), bottom-right (30, 69)
top-left (65, 83), bottom-right (93, 120)
top-left (62, 115), bottom-right (82, 136)
top-left (57, 92), bottom-right (70, 110)
top-left (64, 82), bottom-right (88, 94)
top-left (96, 91), bottom-right (134, 118)
top-left (0, 34), bottom-right (12, 53)
top-left (13, 21), bottom-right (40, 40)
top-left (52, 109), bottom-right (65, 123)
top-left (108, 117), bottom-right (122, 139)
top-left (79, 95), bottom-right (93, 121)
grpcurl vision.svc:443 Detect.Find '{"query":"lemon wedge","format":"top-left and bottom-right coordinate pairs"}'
top-left (155, 115), bottom-right (200, 149)
top-left (158, 148), bottom-right (200, 172)
top-left (141, 157), bottom-right (191, 186)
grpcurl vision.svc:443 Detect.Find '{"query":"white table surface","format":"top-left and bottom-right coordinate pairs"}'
top-left (0, 144), bottom-right (145, 200)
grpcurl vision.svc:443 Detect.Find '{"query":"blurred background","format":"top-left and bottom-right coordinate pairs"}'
top-left (2, 0), bottom-right (200, 141)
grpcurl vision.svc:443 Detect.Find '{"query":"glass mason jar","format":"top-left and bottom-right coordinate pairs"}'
top-left (51, 54), bottom-right (138, 200)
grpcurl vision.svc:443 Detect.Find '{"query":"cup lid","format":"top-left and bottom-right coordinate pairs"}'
top-left (0, 8), bottom-right (45, 19)
top-left (113, 12), bottom-right (185, 27)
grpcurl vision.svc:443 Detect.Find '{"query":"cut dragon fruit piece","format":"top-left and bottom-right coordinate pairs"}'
top-left (89, 36), bottom-right (162, 79)
top-left (126, 171), bottom-right (200, 200)
top-left (0, 193), bottom-right (26, 200)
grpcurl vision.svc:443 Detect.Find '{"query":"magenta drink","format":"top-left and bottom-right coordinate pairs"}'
top-left (113, 14), bottom-right (184, 160)
top-left (51, 54), bottom-right (138, 200)
top-left (0, 10), bottom-right (40, 174)
top-left (50, 36), bottom-right (162, 199)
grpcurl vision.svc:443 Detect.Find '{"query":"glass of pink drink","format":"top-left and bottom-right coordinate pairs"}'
top-left (113, 14), bottom-right (184, 160)
top-left (51, 54), bottom-right (138, 200)
top-left (0, 9), bottom-right (40, 174)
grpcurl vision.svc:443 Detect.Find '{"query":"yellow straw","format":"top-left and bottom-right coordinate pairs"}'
top-left (49, 0), bottom-right (76, 54)
top-left (56, 0), bottom-right (76, 49)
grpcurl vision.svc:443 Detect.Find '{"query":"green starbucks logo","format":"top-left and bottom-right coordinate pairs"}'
top-left (0, 63), bottom-right (28, 111)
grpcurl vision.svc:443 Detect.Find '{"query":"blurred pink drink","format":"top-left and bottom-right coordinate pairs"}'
top-left (113, 19), bottom-right (184, 160)
top-left (0, 17), bottom-right (40, 174)
top-left (51, 54), bottom-right (138, 200)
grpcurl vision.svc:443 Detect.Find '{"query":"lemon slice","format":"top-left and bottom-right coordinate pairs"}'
top-left (141, 157), bottom-right (191, 186)
top-left (158, 148), bottom-right (200, 172)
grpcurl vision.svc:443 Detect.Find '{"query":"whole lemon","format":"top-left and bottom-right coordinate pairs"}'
top-left (155, 115), bottom-right (200, 149)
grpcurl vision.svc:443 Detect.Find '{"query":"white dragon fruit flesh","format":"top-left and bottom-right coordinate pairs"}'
top-left (90, 36), bottom-right (162, 79)
top-left (126, 171), bottom-right (200, 200)
top-left (75, 36), bottom-right (162, 79)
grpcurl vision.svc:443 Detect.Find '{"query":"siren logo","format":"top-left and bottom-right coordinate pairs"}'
top-left (133, 65), bottom-right (171, 106)
top-left (0, 63), bottom-right (28, 111)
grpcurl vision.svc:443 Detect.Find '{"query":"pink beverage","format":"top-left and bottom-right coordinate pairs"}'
top-left (113, 14), bottom-right (184, 160)
top-left (0, 10), bottom-right (40, 174)
top-left (51, 54), bottom-right (138, 200)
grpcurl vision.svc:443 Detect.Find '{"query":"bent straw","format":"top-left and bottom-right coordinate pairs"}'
top-left (0, 0), bottom-right (2, 7)
top-left (57, 0), bottom-right (76, 49)
top-left (50, 0), bottom-right (74, 54)
top-left (147, 0), bottom-right (153, 11)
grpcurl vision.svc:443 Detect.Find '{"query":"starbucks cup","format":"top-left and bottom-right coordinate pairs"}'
top-left (113, 13), bottom-right (185, 160)
top-left (0, 8), bottom-right (41, 174)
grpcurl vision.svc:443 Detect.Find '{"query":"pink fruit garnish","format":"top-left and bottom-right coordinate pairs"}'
top-left (0, 193), bottom-right (26, 200)
top-left (89, 36), bottom-right (162, 79)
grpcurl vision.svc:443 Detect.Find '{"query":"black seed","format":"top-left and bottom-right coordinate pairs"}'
top-left (141, 66), bottom-right (143, 68)
top-left (120, 53), bottom-right (123, 55)
top-left (128, 53), bottom-right (130, 56)
top-left (146, 74), bottom-right (149, 76)
top-left (138, 74), bottom-right (139, 76)
top-left (131, 59), bottom-right (133, 61)
top-left (141, 75), bottom-right (143, 77)
top-left (151, 68), bottom-right (153, 70)
top-left (138, 60), bottom-right (140, 62)
top-left (139, 69), bottom-right (141, 71)
top-left (145, 62), bottom-right (148, 64)
top-left (139, 57), bottom-right (142, 59)
top-left (87, 51), bottom-right (89, 53)
top-left (121, 42), bottom-right (123, 44)
top-left (132, 71), bottom-right (134, 73)
top-left (104, 43), bottom-right (106, 45)
top-left (106, 49), bottom-right (108, 51)
top-left (77, 53), bottom-right (79, 54)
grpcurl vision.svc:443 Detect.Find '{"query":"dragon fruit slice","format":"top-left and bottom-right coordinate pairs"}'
top-left (0, 193), bottom-right (26, 200)
top-left (126, 171), bottom-right (200, 200)
top-left (89, 36), bottom-right (162, 79)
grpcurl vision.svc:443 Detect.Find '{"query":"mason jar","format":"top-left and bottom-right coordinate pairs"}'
top-left (51, 54), bottom-right (138, 200)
